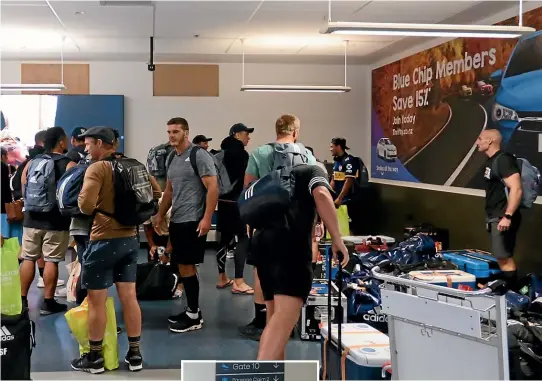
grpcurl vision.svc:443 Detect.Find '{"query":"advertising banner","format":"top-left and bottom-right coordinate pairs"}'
top-left (371, 7), bottom-right (542, 195)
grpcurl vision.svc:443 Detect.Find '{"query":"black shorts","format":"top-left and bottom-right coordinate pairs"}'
top-left (169, 221), bottom-right (207, 266)
top-left (82, 236), bottom-right (139, 290)
top-left (253, 230), bottom-right (313, 302)
top-left (488, 214), bottom-right (522, 259)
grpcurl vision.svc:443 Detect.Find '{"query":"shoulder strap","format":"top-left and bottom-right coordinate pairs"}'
top-left (189, 146), bottom-right (201, 178)
top-left (491, 152), bottom-right (507, 181)
top-left (165, 149), bottom-right (175, 171)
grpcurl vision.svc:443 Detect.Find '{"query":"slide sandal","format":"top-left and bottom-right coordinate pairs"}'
top-left (216, 280), bottom-right (234, 289)
top-left (232, 288), bottom-right (255, 295)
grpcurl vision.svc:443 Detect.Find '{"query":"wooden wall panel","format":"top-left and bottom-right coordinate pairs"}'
top-left (153, 64), bottom-right (219, 97)
top-left (21, 63), bottom-right (89, 95)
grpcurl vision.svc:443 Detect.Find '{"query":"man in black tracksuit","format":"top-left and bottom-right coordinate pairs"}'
top-left (215, 123), bottom-right (254, 294)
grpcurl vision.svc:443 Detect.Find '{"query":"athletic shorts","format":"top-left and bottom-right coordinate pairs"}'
top-left (82, 236), bottom-right (139, 290)
top-left (253, 229), bottom-right (313, 302)
top-left (487, 215), bottom-right (521, 259)
top-left (21, 227), bottom-right (70, 263)
top-left (169, 221), bottom-right (207, 266)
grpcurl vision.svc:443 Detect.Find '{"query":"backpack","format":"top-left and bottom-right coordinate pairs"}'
top-left (0, 309), bottom-right (36, 381)
top-left (10, 159), bottom-right (27, 201)
top-left (354, 156), bottom-right (369, 188)
top-left (24, 154), bottom-right (64, 213)
top-left (56, 161), bottom-right (90, 217)
top-left (237, 142), bottom-right (309, 229)
top-left (99, 154), bottom-right (157, 226)
top-left (493, 153), bottom-right (540, 209)
top-left (146, 143), bottom-right (173, 178)
top-left (166, 146), bottom-right (236, 197)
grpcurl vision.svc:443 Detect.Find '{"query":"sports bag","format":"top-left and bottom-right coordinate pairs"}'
top-left (0, 309), bottom-right (36, 381)
top-left (493, 153), bottom-right (540, 209)
top-left (189, 147), bottom-right (236, 197)
top-left (100, 154), bottom-right (157, 226)
top-left (57, 161), bottom-right (90, 216)
top-left (24, 154), bottom-right (64, 212)
top-left (238, 143), bottom-right (309, 229)
top-left (146, 142), bottom-right (173, 178)
top-left (353, 156), bottom-right (369, 189)
top-left (136, 262), bottom-right (179, 300)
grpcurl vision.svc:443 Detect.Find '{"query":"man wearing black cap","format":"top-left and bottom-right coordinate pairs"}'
top-left (192, 135), bottom-right (212, 151)
top-left (215, 123), bottom-right (254, 294)
top-left (66, 127), bottom-right (88, 163)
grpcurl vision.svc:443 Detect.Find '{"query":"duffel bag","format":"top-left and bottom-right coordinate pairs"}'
top-left (136, 262), bottom-right (179, 300)
top-left (0, 309), bottom-right (36, 380)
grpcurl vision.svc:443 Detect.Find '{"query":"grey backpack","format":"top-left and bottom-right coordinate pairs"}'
top-left (493, 153), bottom-right (540, 209)
top-left (24, 154), bottom-right (64, 213)
top-left (269, 142), bottom-right (310, 171)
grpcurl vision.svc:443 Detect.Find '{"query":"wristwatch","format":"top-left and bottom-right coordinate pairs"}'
top-left (504, 214), bottom-right (513, 220)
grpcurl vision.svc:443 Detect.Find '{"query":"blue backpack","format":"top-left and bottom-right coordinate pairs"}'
top-left (56, 161), bottom-right (90, 217)
top-left (238, 143), bottom-right (309, 229)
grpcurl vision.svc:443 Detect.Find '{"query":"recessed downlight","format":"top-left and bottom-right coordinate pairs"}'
top-left (75, 11), bottom-right (85, 16)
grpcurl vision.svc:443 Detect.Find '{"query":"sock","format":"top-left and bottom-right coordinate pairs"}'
top-left (128, 336), bottom-right (141, 353)
top-left (254, 303), bottom-right (266, 328)
top-left (22, 295), bottom-right (27, 302)
top-left (503, 270), bottom-right (518, 291)
top-left (182, 274), bottom-right (200, 315)
top-left (88, 339), bottom-right (103, 361)
top-left (38, 267), bottom-right (44, 278)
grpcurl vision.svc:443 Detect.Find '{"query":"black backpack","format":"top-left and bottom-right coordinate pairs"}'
top-left (352, 156), bottom-right (369, 190)
top-left (99, 154), bottom-right (157, 226)
top-left (0, 309), bottom-right (36, 380)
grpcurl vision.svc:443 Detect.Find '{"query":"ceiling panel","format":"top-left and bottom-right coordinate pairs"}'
top-left (0, 2), bottom-right (59, 30)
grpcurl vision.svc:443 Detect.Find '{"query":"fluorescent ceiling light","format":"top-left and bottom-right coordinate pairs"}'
top-left (321, 22), bottom-right (536, 38)
top-left (240, 85), bottom-right (351, 93)
top-left (0, 84), bottom-right (66, 92)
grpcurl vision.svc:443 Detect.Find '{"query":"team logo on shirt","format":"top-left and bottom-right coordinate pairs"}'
top-left (484, 167), bottom-right (491, 179)
top-left (338, 165), bottom-right (342, 171)
top-left (346, 164), bottom-right (352, 170)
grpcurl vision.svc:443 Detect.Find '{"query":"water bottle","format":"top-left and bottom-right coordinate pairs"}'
top-left (157, 246), bottom-right (166, 257)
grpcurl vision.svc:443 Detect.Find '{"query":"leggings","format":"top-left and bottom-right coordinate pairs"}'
top-left (217, 232), bottom-right (249, 279)
top-left (73, 235), bottom-right (89, 304)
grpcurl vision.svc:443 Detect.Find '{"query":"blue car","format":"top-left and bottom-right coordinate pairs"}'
top-left (491, 30), bottom-right (542, 143)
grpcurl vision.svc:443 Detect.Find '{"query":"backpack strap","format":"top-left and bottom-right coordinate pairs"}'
top-left (189, 146), bottom-right (201, 178)
top-left (491, 152), bottom-right (506, 181)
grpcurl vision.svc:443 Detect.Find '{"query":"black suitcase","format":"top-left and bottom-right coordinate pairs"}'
top-left (1, 309), bottom-right (36, 380)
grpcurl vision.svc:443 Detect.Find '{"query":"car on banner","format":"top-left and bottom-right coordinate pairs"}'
top-left (376, 138), bottom-right (397, 161)
top-left (491, 30), bottom-right (542, 143)
top-left (476, 81), bottom-right (494, 96)
top-left (459, 84), bottom-right (473, 98)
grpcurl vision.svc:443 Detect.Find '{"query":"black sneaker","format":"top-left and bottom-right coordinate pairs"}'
top-left (238, 319), bottom-right (264, 341)
top-left (125, 350), bottom-right (143, 372)
top-left (169, 312), bottom-right (203, 333)
top-left (168, 311), bottom-right (203, 324)
top-left (117, 326), bottom-right (122, 335)
top-left (40, 299), bottom-right (67, 316)
top-left (71, 353), bottom-right (105, 374)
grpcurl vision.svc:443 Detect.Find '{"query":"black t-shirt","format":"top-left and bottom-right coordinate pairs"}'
top-left (66, 146), bottom-right (86, 163)
top-left (484, 151), bottom-right (520, 218)
top-left (1, 162), bottom-right (14, 213)
top-left (23, 153), bottom-right (72, 231)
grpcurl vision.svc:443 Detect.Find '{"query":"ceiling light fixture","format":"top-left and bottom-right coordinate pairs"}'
top-left (240, 40), bottom-right (351, 93)
top-left (321, 0), bottom-right (534, 39)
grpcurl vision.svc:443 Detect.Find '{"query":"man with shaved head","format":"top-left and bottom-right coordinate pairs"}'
top-left (476, 129), bottom-right (523, 290)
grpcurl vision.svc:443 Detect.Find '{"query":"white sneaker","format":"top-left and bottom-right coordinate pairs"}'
top-left (55, 288), bottom-right (67, 298)
top-left (226, 250), bottom-right (235, 260)
top-left (37, 278), bottom-right (65, 288)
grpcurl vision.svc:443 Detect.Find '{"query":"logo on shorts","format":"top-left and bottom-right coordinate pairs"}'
top-left (0, 326), bottom-right (14, 342)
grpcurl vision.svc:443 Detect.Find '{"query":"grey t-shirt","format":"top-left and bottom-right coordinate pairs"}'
top-left (168, 143), bottom-right (217, 224)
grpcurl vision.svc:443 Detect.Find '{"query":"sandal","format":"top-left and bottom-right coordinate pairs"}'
top-left (216, 279), bottom-right (234, 289)
top-left (232, 287), bottom-right (255, 295)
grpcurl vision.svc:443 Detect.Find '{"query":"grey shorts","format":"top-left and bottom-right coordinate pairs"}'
top-left (82, 236), bottom-right (139, 290)
top-left (487, 216), bottom-right (521, 260)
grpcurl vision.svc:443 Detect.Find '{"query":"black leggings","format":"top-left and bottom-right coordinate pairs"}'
top-left (217, 233), bottom-right (249, 279)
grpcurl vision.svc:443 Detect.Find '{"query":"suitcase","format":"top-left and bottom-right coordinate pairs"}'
top-left (0, 309), bottom-right (36, 380)
top-left (441, 249), bottom-right (502, 282)
top-left (321, 323), bottom-right (391, 380)
top-left (409, 270), bottom-right (476, 290)
top-left (298, 280), bottom-right (347, 341)
top-left (404, 223), bottom-right (449, 251)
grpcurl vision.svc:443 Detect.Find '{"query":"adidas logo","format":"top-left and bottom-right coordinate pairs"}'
top-left (0, 326), bottom-right (14, 342)
top-left (362, 313), bottom-right (388, 323)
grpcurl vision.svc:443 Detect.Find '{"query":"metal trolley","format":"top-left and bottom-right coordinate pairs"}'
top-left (371, 266), bottom-right (509, 380)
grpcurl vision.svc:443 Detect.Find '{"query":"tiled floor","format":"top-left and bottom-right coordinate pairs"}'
top-left (29, 249), bottom-right (319, 378)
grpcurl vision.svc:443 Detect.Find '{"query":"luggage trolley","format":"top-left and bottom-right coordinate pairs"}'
top-left (372, 266), bottom-right (509, 380)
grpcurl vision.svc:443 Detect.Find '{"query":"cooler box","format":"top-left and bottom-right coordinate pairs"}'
top-left (298, 280), bottom-right (347, 341)
top-left (321, 323), bottom-right (390, 380)
top-left (409, 270), bottom-right (476, 290)
top-left (441, 250), bottom-right (502, 282)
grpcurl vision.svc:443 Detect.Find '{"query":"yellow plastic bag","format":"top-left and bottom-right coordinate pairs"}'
top-left (0, 237), bottom-right (23, 315)
top-left (65, 297), bottom-right (119, 370)
top-left (326, 205), bottom-right (351, 239)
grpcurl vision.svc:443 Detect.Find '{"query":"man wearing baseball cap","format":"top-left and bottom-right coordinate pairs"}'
top-left (66, 127), bottom-right (88, 163)
top-left (192, 135), bottom-right (212, 151)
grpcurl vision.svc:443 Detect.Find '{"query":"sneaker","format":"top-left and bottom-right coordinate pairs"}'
top-left (37, 278), bottom-right (65, 288)
top-left (226, 250), bottom-right (235, 260)
top-left (40, 299), bottom-right (67, 315)
top-left (117, 327), bottom-right (122, 335)
top-left (55, 287), bottom-right (67, 298)
top-left (238, 319), bottom-right (264, 341)
top-left (168, 310), bottom-right (203, 324)
top-left (71, 352), bottom-right (105, 374)
top-left (125, 350), bottom-right (143, 372)
top-left (169, 312), bottom-right (203, 333)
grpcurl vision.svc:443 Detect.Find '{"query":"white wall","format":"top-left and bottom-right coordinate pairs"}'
top-left (1, 61), bottom-right (369, 165)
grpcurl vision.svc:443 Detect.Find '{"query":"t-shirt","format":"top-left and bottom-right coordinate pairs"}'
top-left (23, 153), bottom-right (72, 231)
top-left (167, 144), bottom-right (217, 224)
top-left (1, 162), bottom-right (14, 213)
top-left (332, 154), bottom-right (359, 200)
top-left (66, 146), bottom-right (86, 163)
top-left (484, 151), bottom-right (520, 219)
top-left (246, 143), bottom-right (316, 179)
